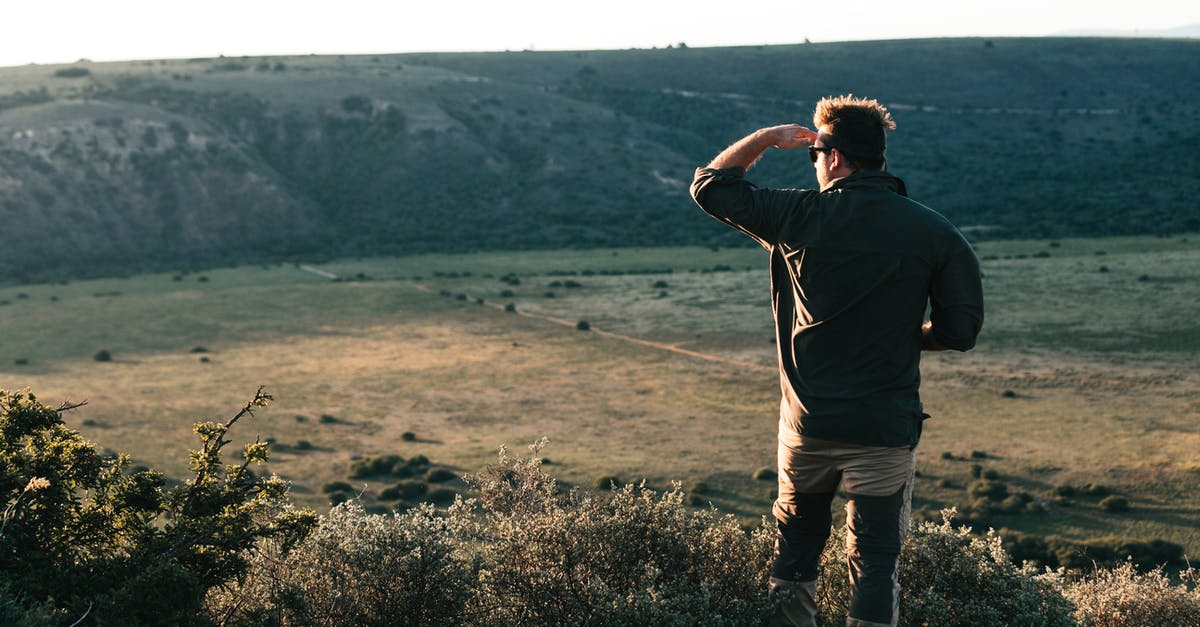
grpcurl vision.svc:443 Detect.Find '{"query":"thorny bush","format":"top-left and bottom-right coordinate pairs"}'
top-left (0, 387), bottom-right (315, 626)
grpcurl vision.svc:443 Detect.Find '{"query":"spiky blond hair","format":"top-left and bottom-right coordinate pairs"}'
top-left (813, 94), bottom-right (896, 132)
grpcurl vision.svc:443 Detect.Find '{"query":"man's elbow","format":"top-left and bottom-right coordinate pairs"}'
top-left (927, 316), bottom-right (982, 352)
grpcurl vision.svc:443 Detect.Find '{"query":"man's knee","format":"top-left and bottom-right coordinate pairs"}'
top-left (772, 491), bottom-right (836, 582)
top-left (844, 487), bottom-right (908, 625)
top-left (844, 486), bottom-right (908, 554)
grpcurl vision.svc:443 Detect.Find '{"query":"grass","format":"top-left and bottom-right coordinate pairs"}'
top-left (1, 235), bottom-right (1197, 556)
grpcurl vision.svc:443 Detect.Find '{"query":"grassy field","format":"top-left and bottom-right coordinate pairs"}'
top-left (2, 235), bottom-right (1197, 557)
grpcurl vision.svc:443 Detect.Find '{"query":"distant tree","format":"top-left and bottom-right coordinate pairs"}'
top-left (341, 94), bottom-right (373, 115)
top-left (52, 67), bottom-right (90, 78)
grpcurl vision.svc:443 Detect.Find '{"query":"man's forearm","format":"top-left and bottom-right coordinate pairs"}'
top-left (706, 124), bottom-right (817, 170)
top-left (707, 129), bottom-right (777, 170)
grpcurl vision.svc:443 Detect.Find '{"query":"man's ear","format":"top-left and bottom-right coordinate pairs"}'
top-left (830, 148), bottom-right (847, 170)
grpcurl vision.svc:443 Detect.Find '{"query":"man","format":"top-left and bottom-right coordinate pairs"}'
top-left (690, 95), bottom-right (983, 627)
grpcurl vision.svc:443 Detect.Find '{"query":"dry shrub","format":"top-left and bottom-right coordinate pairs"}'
top-left (211, 500), bottom-right (475, 625)
top-left (465, 439), bottom-right (776, 626)
top-left (815, 510), bottom-right (1074, 626)
top-left (1064, 561), bottom-right (1200, 626)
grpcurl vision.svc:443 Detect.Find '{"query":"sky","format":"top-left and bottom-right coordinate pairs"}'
top-left (2, 0), bottom-right (1198, 68)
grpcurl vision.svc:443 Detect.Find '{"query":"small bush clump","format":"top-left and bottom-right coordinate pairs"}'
top-left (379, 480), bottom-right (427, 501)
top-left (1063, 561), bottom-right (1200, 626)
top-left (752, 466), bottom-right (777, 481)
top-left (593, 474), bottom-right (621, 489)
top-left (1099, 495), bottom-right (1130, 513)
top-left (350, 454), bottom-right (404, 478)
top-left (424, 467), bottom-right (457, 483)
top-left (93, 349), bottom-right (112, 362)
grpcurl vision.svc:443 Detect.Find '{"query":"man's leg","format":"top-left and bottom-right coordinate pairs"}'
top-left (770, 433), bottom-right (839, 627)
top-left (841, 446), bottom-right (915, 627)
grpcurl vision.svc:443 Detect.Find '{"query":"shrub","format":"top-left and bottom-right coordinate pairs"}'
top-left (816, 511), bottom-right (1074, 625)
top-left (211, 501), bottom-right (475, 625)
top-left (93, 349), bottom-right (112, 362)
top-left (427, 487), bottom-right (458, 505)
top-left (1064, 561), bottom-right (1200, 626)
top-left (401, 431), bottom-right (416, 441)
top-left (350, 454), bottom-right (405, 478)
top-left (752, 466), bottom-right (777, 481)
top-left (967, 479), bottom-right (1009, 501)
top-left (0, 387), bottom-right (315, 625)
top-left (593, 474), bottom-right (621, 489)
top-left (464, 440), bottom-right (776, 625)
top-left (1053, 484), bottom-right (1077, 497)
top-left (1099, 495), bottom-right (1129, 513)
top-left (340, 94), bottom-right (373, 115)
top-left (379, 480), bottom-right (427, 501)
top-left (576, 320), bottom-right (591, 331)
top-left (424, 468), bottom-right (457, 483)
top-left (53, 67), bottom-right (91, 78)
top-left (322, 481), bottom-right (353, 494)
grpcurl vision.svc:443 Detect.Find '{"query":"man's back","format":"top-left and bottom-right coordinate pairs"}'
top-left (692, 167), bottom-right (984, 446)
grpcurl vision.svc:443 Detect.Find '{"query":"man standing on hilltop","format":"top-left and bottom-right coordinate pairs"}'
top-left (690, 95), bottom-right (983, 626)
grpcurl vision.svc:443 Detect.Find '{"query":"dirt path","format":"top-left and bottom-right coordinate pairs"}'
top-left (400, 278), bottom-right (773, 372)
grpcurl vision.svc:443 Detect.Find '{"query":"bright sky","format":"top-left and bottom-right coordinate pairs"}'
top-left (3, 0), bottom-right (1197, 68)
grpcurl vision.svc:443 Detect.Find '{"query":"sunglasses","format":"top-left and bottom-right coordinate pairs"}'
top-left (808, 146), bottom-right (834, 163)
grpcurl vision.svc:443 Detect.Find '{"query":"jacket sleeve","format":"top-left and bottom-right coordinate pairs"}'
top-left (690, 166), bottom-right (806, 248)
top-left (928, 241), bottom-right (985, 351)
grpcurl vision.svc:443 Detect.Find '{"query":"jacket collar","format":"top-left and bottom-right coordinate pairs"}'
top-left (822, 170), bottom-right (908, 197)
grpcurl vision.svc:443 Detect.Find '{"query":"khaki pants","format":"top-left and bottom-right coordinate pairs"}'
top-left (770, 428), bottom-right (915, 627)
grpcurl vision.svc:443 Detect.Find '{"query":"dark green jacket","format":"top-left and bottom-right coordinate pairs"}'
top-left (691, 167), bottom-right (983, 446)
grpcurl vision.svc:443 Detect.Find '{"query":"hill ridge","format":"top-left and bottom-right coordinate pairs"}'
top-left (0, 37), bottom-right (1196, 281)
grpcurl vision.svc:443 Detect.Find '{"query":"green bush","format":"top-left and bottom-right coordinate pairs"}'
top-left (0, 387), bottom-right (315, 625)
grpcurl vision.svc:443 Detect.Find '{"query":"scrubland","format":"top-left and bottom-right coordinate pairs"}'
top-left (1, 235), bottom-right (1197, 561)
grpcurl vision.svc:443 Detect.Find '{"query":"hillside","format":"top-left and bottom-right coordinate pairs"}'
top-left (1, 38), bottom-right (1197, 280)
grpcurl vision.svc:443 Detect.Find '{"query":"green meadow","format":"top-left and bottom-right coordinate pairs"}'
top-left (2, 235), bottom-right (1197, 556)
